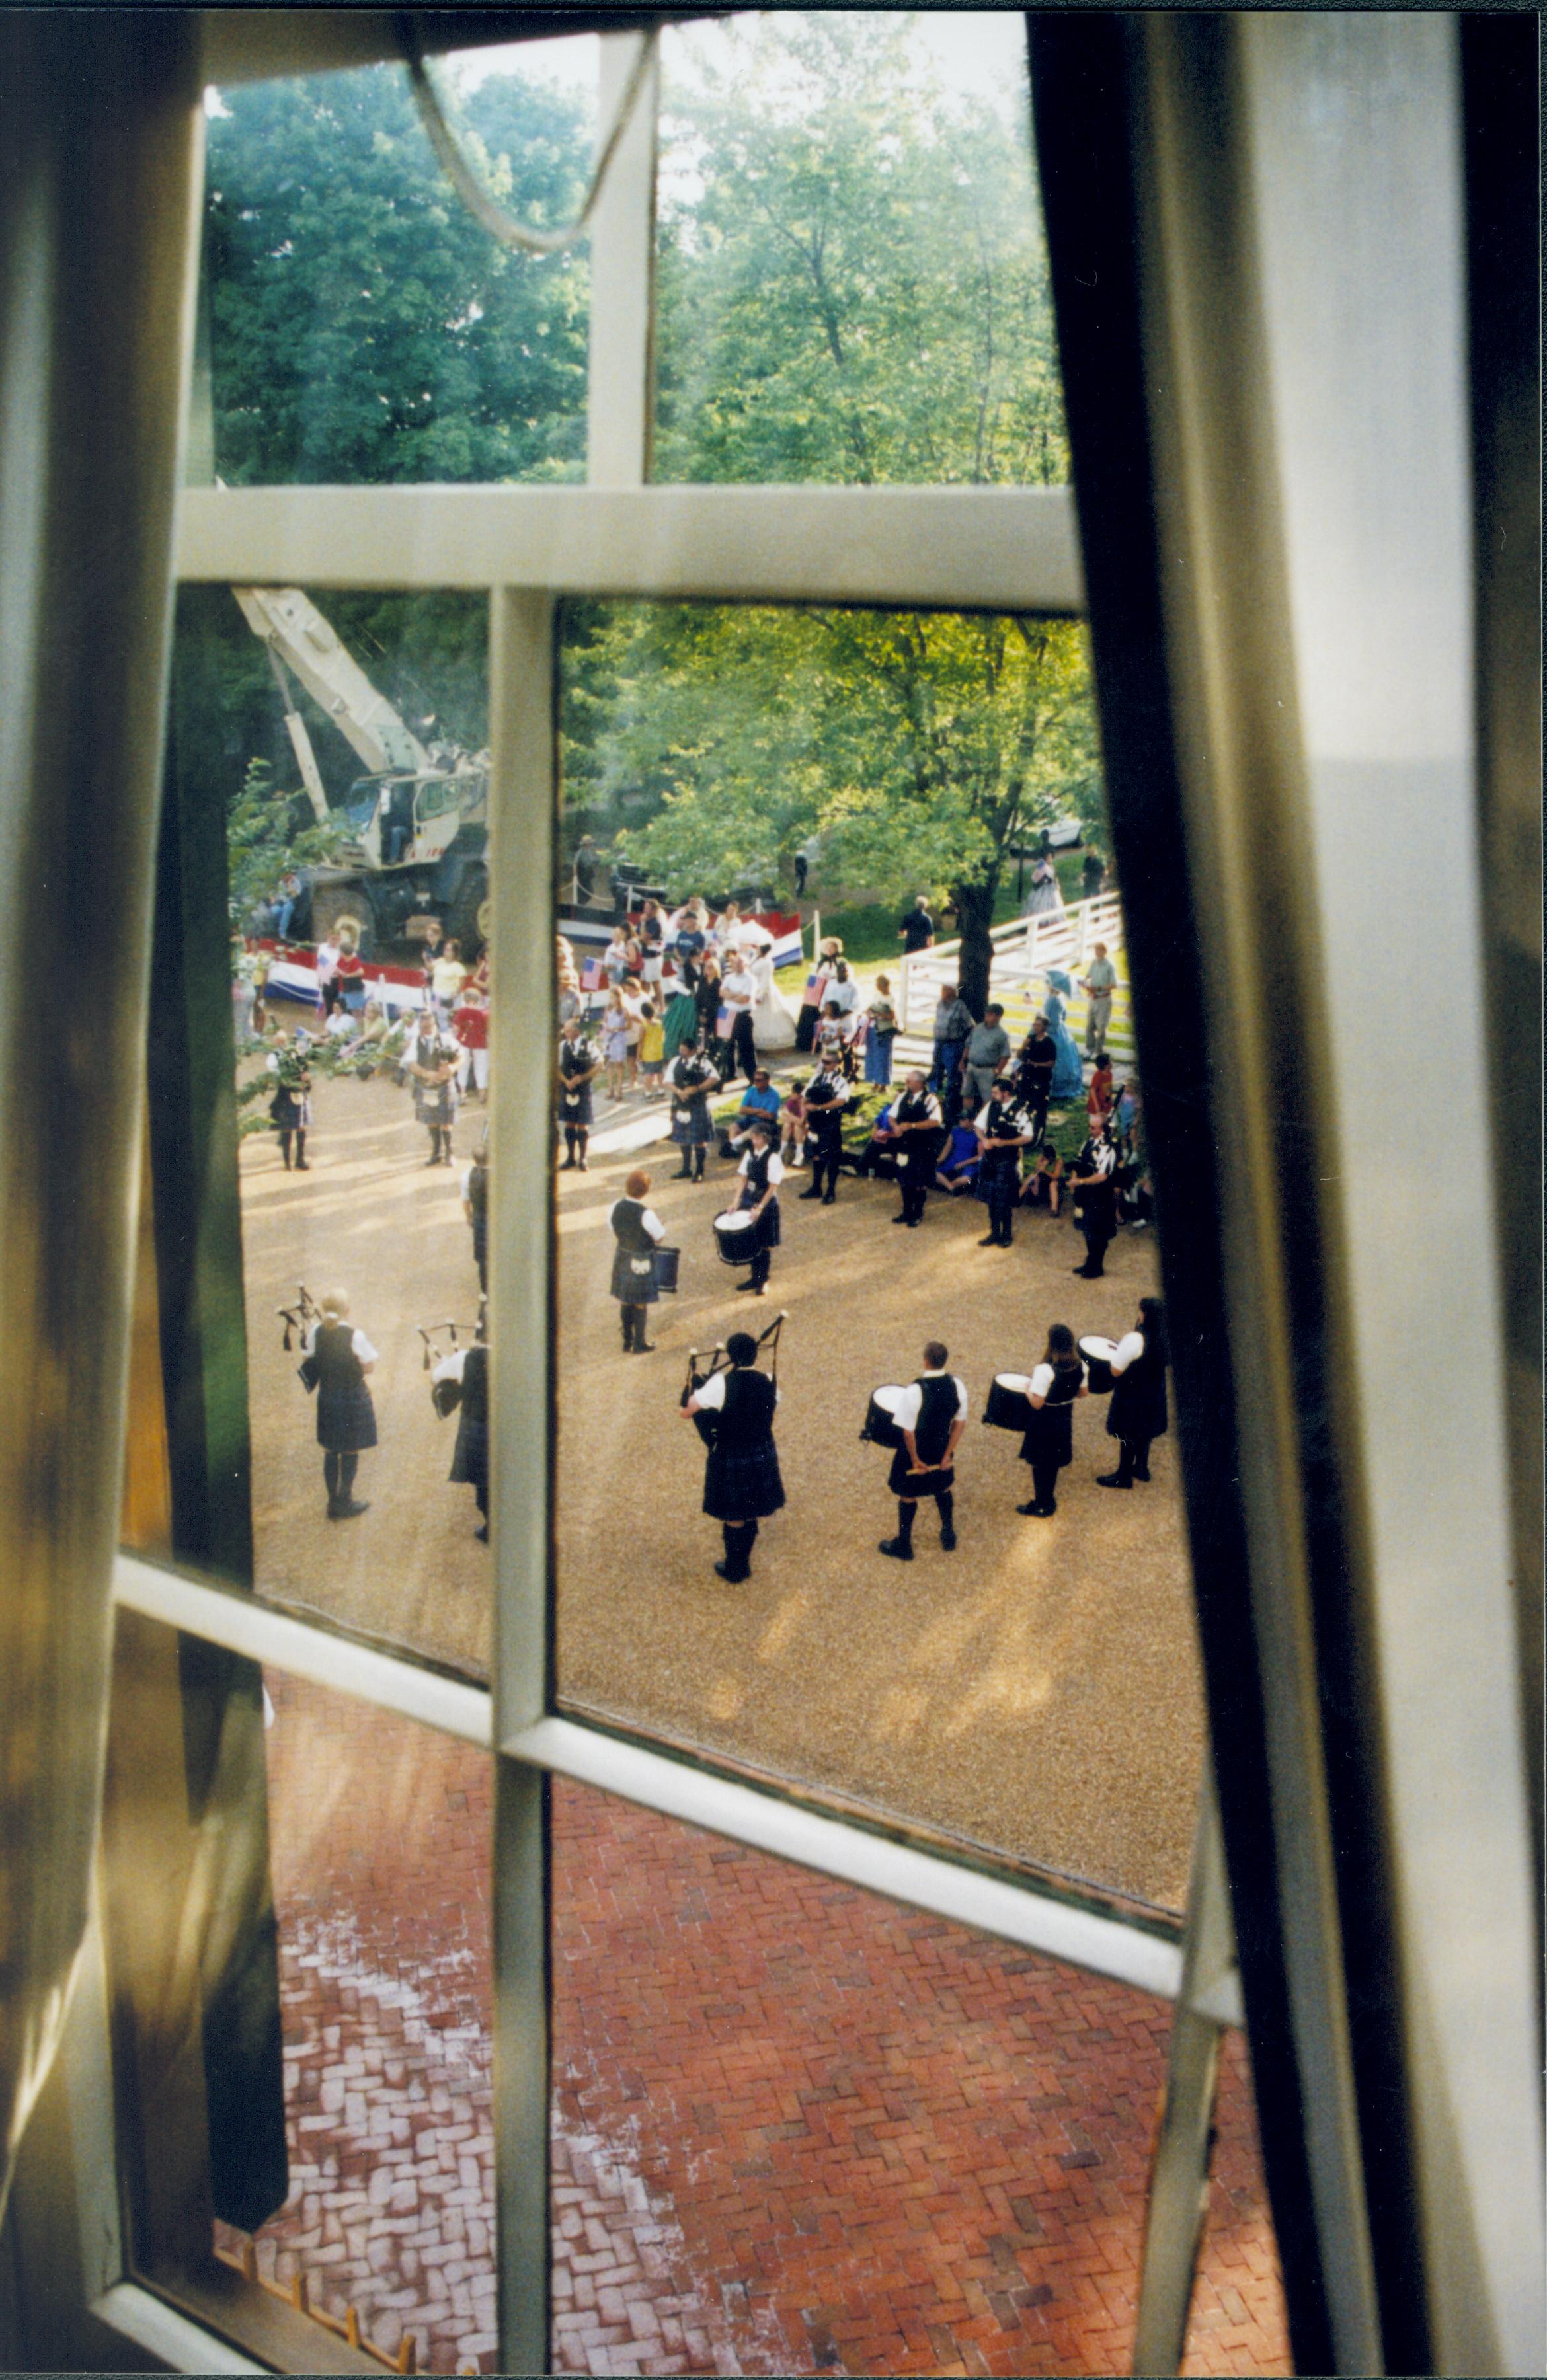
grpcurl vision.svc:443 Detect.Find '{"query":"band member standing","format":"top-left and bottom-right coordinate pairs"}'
top-left (557, 1015), bottom-right (601, 1171)
top-left (890, 1071), bottom-right (944, 1227)
top-left (880, 1340), bottom-right (967, 1560)
top-left (1097, 1297), bottom-right (1168, 1488)
top-left (1070, 1123), bottom-right (1119, 1277)
top-left (734, 1121), bottom-right (783, 1296)
top-left (462, 1144), bottom-right (489, 1295)
top-left (1014, 1015), bottom-right (1057, 1139)
top-left (304, 1289), bottom-right (377, 1519)
top-left (719, 948), bottom-right (759, 1084)
top-left (267, 1030), bottom-right (313, 1171)
top-left (609, 1167), bottom-right (666, 1352)
top-left (1016, 1324), bottom-right (1087, 1517)
top-left (973, 1081), bottom-right (1037, 1248)
top-left (682, 1329), bottom-right (784, 1582)
top-left (799, 1057), bottom-right (848, 1204)
top-left (448, 1327), bottom-right (490, 1540)
top-left (407, 1016), bottom-right (461, 1165)
top-left (668, 1036), bottom-right (720, 1181)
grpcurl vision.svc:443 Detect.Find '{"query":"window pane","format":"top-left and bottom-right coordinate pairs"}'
top-left (551, 1780), bottom-right (1289, 2375)
top-left (555, 600), bottom-right (1201, 1914)
top-left (205, 41), bottom-right (595, 487)
top-left (144, 585), bottom-right (493, 1677)
top-left (653, 13), bottom-right (1068, 487)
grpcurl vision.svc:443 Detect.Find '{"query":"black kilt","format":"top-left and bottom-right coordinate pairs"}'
top-left (450, 1412), bottom-right (489, 1492)
top-left (703, 1438), bottom-right (785, 1521)
top-left (559, 1081), bottom-right (594, 1129)
top-left (610, 1243), bottom-right (659, 1305)
top-left (1108, 1362), bottom-right (1167, 1443)
top-left (746, 1194), bottom-right (781, 1251)
top-left (317, 1379), bottom-right (378, 1453)
top-left (1019, 1402), bottom-right (1073, 1472)
top-left (888, 1448), bottom-right (955, 1498)
top-left (270, 1086), bottom-right (304, 1130)
top-left (672, 1093), bottom-right (713, 1147)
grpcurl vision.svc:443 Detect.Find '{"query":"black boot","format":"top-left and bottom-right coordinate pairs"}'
top-left (715, 1524), bottom-right (750, 1583)
top-left (880, 1503), bottom-right (916, 1560)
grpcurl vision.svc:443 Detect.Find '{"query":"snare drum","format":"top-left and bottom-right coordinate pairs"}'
top-left (713, 1208), bottom-right (757, 1267)
top-left (651, 1245), bottom-right (681, 1295)
top-left (982, 1373), bottom-right (1033, 1432)
top-left (1079, 1334), bottom-right (1118, 1394)
top-left (860, 1385), bottom-right (908, 1449)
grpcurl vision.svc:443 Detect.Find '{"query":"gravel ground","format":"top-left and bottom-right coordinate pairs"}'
top-left (557, 1128), bottom-right (1205, 1915)
top-left (240, 1040), bottom-right (1205, 1913)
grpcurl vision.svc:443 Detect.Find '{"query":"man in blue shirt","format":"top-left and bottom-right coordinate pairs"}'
top-left (721, 1067), bottom-right (782, 1159)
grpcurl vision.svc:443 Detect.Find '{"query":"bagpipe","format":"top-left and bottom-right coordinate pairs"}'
top-left (418, 1314), bottom-right (484, 1417)
top-left (680, 1309), bottom-right (786, 1448)
top-left (278, 1285), bottom-right (321, 1391)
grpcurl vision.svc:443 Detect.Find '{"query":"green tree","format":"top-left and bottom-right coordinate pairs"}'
top-left (206, 64), bottom-right (591, 484)
top-left (563, 601), bottom-right (1101, 1015)
top-left (654, 14), bottom-right (1066, 486)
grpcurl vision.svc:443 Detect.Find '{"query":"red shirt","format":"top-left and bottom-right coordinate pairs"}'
top-left (452, 1002), bottom-right (489, 1050)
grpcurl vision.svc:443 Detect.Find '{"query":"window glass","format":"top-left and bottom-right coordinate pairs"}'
top-left (551, 1779), bottom-right (1288, 2374)
top-left (653, 13), bottom-right (1068, 486)
top-left (204, 39), bottom-right (596, 487)
top-left (554, 599), bottom-right (1201, 1913)
top-left (147, 585), bottom-right (493, 1678)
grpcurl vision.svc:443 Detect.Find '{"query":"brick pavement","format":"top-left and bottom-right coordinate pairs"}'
top-left (235, 1678), bottom-right (1288, 2377)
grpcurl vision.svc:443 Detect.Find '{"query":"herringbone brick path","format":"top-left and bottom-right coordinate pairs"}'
top-left (238, 1678), bottom-right (1288, 2377)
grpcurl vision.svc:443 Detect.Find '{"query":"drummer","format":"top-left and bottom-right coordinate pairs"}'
top-left (880, 1341), bottom-right (967, 1560)
top-left (668, 1034), bottom-right (720, 1183)
top-left (1015, 1323), bottom-right (1087, 1518)
top-left (608, 1167), bottom-right (666, 1354)
top-left (1097, 1296), bottom-right (1168, 1488)
top-left (733, 1118), bottom-right (783, 1297)
top-left (681, 1328), bottom-right (785, 1582)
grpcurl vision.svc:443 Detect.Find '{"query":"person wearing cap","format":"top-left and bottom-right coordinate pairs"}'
top-left (682, 1330), bottom-right (783, 1582)
top-left (303, 1289), bottom-right (377, 1519)
top-left (608, 1168), bottom-right (666, 1354)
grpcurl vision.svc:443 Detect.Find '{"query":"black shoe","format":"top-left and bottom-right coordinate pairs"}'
top-left (1133, 1466), bottom-right (1151, 1482)
top-left (560, 1157), bottom-right (576, 1171)
top-left (636, 1341), bottom-right (656, 1354)
top-left (672, 1169), bottom-right (693, 1180)
top-left (879, 1537), bottom-right (914, 1561)
top-left (736, 1277), bottom-right (759, 1291)
top-left (822, 1192), bottom-right (835, 1206)
top-left (906, 1217), bottom-right (920, 1228)
top-left (1017, 1500), bottom-right (1052, 1517)
top-left (578, 1157), bottom-right (588, 1171)
top-left (891, 1213), bottom-right (910, 1225)
top-left (337, 1498), bottom-right (370, 1519)
top-left (475, 1523), bottom-right (489, 1542)
top-left (296, 1159), bottom-right (310, 1171)
top-left (1072, 1263), bottom-right (1094, 1276)
top-left (977, 1235), bottom-right (998, 1247)
top-left (426, 1153), bottom-right (442, 1167)
top-left (713, 1560), bottom-right (748, 1584)
top-left (940, 1527), bottom-right (957, 1551)
top-left (1096, 1472), bottom-right (1132, 1490)
top-left (799, 1187), bottom-right (823, 1200)
top-left (326, 1496), bottom-right (342, 1520)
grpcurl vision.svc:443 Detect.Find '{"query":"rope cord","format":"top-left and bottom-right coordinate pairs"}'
top-left (396, 13), bottom-right (660, 257)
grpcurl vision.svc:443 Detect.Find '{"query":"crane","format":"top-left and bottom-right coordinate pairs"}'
top-left (235, 584), bottom-right (490, 957)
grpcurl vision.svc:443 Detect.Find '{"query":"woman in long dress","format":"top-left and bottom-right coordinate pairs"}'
top-left (864, 973), bottom-right (898, 1085)
top-left (662, 952), bottom-right (701, 1061)
top-left (1042, 975), bottom-right (1085, 1102)
top-left (1025, 855), bottom-right (1064, 918)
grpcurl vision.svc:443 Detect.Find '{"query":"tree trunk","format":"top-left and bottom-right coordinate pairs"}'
top-left (951, 880), bottom-right (997, 1018)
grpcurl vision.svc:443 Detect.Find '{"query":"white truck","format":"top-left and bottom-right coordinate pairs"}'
top-left (235, 584), bottom-right (491, 956)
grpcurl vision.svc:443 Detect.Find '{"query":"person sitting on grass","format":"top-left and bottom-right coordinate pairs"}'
top-left (934, 1120), bottom-right (982, 1196)
top-left (722, 1065), bottom-right (782, 1157)
top-left (781, 1078), bottom-right (809, 1169)
top-left (1023, 1141), bottom-right (1065, 1217)
top-left (853, 1100), bottom-right (898, 1181)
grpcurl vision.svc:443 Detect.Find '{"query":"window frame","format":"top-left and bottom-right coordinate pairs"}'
top-left (87, 26), bottom-right (1242, 2374)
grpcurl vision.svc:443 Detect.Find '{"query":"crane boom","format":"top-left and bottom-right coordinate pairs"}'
top-left (233, 586), bottom-right (431, 783)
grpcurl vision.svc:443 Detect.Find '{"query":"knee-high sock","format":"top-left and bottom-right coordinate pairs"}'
top-left (722, 1523), bottom-right (749, 1578)
top-left (324, 1451), bottom-right (340, 1499)
top-left (896, 1500), bottom-right (915, 1546)
top-left (693, 1146), bottom-right (705, 1179)
top-left (340, 1452), bottom-right (358, 1498)
top-left (565, 1126), bottom-right (577, 1159)
top-left (936, 1489), bottom-right (954, 1533)
top-left (295, 1128), bottom-right (307, 1164)
top-left (280, 1131), bottom-right (293, 1169)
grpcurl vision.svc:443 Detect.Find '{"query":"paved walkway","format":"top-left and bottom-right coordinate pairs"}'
top-left (239, 1679), bottom-right (1287, 2377)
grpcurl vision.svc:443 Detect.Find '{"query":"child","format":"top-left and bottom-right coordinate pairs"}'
top-left (638, 999), bottom-right (666, 1094)
top-left (1023, 1142), bottom-right (1064, 1217)
top-left (781, 1078), bottom-right (809, 1168)
top-left (601, 992), bottom-right (630, 1101)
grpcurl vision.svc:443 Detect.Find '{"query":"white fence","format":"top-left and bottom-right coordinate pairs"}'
top-left (893, 894), bottom-right (1133, 1068)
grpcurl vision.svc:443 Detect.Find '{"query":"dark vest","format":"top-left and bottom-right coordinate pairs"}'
top-left (914, 1375), bottom-right (958, 1467)
top-left (980, 1104), bottom-right (1023, 1179)
top-left (459, 1342), bottom-right (489, 1427)
top-left (612, 1197), bottom-right (655, 1253)
top-left (739, 1147), bottom-right (775, 1204)
top-left (1044, 1360), bottom-right (1083, 1408)
top-left (719, 1365), bottom-right (776, 1453)
top-left (313, 1321), bottom-right (363, 1393)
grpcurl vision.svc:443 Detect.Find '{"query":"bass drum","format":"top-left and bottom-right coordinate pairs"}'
top-left (1079, 1335), bottom-right (1118, 1395)
top-left (713, 1208), bottom-right (757, 1267)
top-left (982, 1373), bottom-right (1033, 1432)
top-left (860, 1384), bottom-right (908, 1449)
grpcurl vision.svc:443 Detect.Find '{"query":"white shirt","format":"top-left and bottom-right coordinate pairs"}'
top-left (721, 967), bottom-right (756, 1010)
top-left (892, 1373), bottom-right (969, 1433)
top-left (826, 975), bottom-right (859, 1015)
top-left (608, 1199), bottom-right (664, 1242)
top-left (694, 1368), bottom-right (779, 1412)
top-left (315, 937), bottom-right (340, 982)
top-left (1029, 1360), bottom-right (1085, 1401)
top-left (738, 1149), bottom-right (785, 1187)
top-left (1109, 1330), bottom-right (1144, 1375)
top-left (303, 1322), bottom-right (378, 1364)
top-left (974, 1100), bottom-right (1025, 1133)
